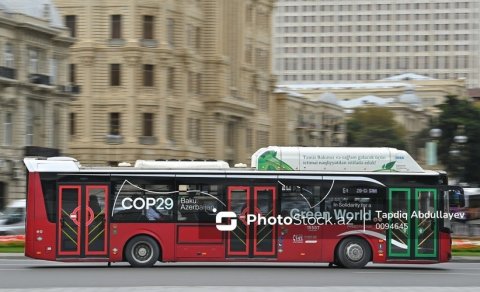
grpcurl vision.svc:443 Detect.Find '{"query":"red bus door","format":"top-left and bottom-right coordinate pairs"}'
top-left (58, 185), bottom-right (109, 257)
top-left (226, 186), bottom-right (277, 258)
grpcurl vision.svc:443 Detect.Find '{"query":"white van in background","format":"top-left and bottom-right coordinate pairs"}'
top-left (0, 199), bottom-right (26, 235)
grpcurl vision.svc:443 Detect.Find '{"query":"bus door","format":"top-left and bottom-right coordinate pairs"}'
top-left (226, 186), bottom-right (277, 258)
top-left (57, 185), bottom-right (109, 257)
top-left (387, 188), bottom-right (438, 260)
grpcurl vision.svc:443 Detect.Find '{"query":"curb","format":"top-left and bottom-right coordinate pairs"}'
top-left (450, 256), bottom-right (480, 263)
top-left (0, 253), bottom-right (25, 259)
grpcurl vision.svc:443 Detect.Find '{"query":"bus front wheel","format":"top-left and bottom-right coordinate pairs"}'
top-left (125, 235), bottom-right (160, 267)
top-left (336, 237), bottom-right (371, 269)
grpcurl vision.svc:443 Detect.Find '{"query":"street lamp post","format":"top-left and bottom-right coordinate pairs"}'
top-left (426, 128), bottom-right (442, 166)
top-left (450, 125), bottom-right (468, 184)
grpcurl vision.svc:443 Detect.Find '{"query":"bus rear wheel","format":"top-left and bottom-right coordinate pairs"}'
top-left (125, 235), bottom-right (159, 267)
top-left (336, 237), bottom-right (371, 269)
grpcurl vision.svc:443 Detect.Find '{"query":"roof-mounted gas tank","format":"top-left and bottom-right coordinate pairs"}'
top-left (251, 146), bottom-right (424, 173)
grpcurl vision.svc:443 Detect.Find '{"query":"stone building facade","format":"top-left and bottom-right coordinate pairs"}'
top-left (276, 74), bottom-right (470, 162)
top-left (0, 1), bottom-right (73, 207)
top-left (53, 0), bottom-right (277, 166)
top-left (273, 90), bottom-right (346, 147)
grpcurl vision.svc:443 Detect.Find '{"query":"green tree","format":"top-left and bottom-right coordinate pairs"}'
top-left (347, 107), bottom-right (407, 150)
top-left (436, 95), bottom-right (480, 184)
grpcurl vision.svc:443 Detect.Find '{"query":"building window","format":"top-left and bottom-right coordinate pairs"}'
top-left (111, 15), bottom-right (122, 39)
top-left (4, 43), bottom-right (14, 68)
top-left (143, 113), bottom-right (154, 137)
top-left (246, 5), bottom-right (253, 23)
top-left (188, 117), bottom-right (201, 143)
top-left (28, 48), bottom-right (39, 74)
top-left (3, 113), bottom-right (12, 146)
top-left (109, 113), bottom-right (120, 136)
top-left (69, 113), bottom-right (76, 136)
top-left (50, 57), bottom-right (58, 85)
top-left (196, 73), bottom-right (202, 95)
top-left (245, 44), bottom-right (252, 64)
top-left (53, 108), bottom-right (60, 148)
top-left (69, 64), bottom-right (76, 84)
top-left (226, 121), bottom-right (235, 147)
top-left (167, 18), bottom-right (175, 46)
top-left (143, 64), bottom-right (154, 86)
top-left (167, 114), bottom-right (175, 141)
top-left (188, 71), bottom-right (194, 93)
top-left (143, 15), bottom-right (154, 39)
top-left (256, 130), bottom-right (269, 147)
top-left (187, 24), bottom-right (194, 48)
top-left (167, 67), bottom-right (175, 90)
top-left (26, 107), bottom-right (34, 146)
top-left (195, 26), bottom-right (201, 50)
top-left (65, 15), bottom-right (76, 37)
top-left (110, 64), bottom-right (121, 86)
top-left (246, 128), bottom-right (253, 149)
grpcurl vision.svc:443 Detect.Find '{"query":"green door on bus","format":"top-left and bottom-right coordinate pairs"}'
top-left (387, 188), bottom-right (438, 260)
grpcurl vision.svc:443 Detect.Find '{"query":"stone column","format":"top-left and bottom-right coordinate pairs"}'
top-left (78, 54), bottom-right (95, 143)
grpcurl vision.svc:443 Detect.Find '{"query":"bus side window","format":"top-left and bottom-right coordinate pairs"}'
top-left (177, 184), bottom-right (224, 223)
top-left (322, 180), bottom-right (384, 224)
top-left (112, 180), bottom-right (174, 222)
top-left (40, 175), bottom-right (57, 223)
top-left (280, 184), bottom-right (321, 217)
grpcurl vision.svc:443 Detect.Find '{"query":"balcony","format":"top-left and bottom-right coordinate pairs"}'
top-left (57, 84), bottom-right (81, 94)
top-left (140, 39), bottom-right (158, 48)
top-left (139, 136), bottom-right (158, 145)
top-left (28, 73), bottom-right (50, 85)
top-left (0, 66), bottom-right (16, 79)
top-left (105, 135), bottom-right (123, 144)
top-left (108, 39), bottom-right (126, 46)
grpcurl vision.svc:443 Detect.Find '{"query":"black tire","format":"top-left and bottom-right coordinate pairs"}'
top-left (125, 235), bottom-right (160, 267)
top-left (336, 237), bottom-right (371, 269)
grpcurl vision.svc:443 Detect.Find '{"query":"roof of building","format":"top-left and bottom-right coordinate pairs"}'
top-left (0, 0), bottom-right (64, 28)
top-left (398, 88), bottom-right (421, 105)
top-left (338, 95), bottom-right (395, 109)
top-left (277, 82), bottom-right (411, 91)
top-left (381, 73), bottom-right (436, 81)
top-left (316, 92), bottom-right (338, 105)
top-left (468, 88), bottom-right (480, 98)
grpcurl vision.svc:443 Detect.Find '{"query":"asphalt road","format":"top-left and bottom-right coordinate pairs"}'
top-left (0, 259), bottom-right (479, 291)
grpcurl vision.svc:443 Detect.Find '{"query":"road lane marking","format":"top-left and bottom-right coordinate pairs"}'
top-left (355, 271), bottom-right (479, 276)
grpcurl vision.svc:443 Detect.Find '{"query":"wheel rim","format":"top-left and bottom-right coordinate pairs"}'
top-left (345, 243), bottom-right (364, 262)
top-left (131, 241), bottom-right (153, 264)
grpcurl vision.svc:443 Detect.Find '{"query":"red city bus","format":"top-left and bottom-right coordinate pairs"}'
top-left (23, 147), bottom-right (461, 268)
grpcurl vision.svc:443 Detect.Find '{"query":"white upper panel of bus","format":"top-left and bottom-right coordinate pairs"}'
top-left (134, 160), bottom-right (230, 169)
top-left (24, 157), bottom-right (81, 172)
top-left (251, 146), bottom-right (425, 173)
top-left (23, 157), bottom-right (230, 172)
top-left (24, 147), bottom-right (426, 174)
